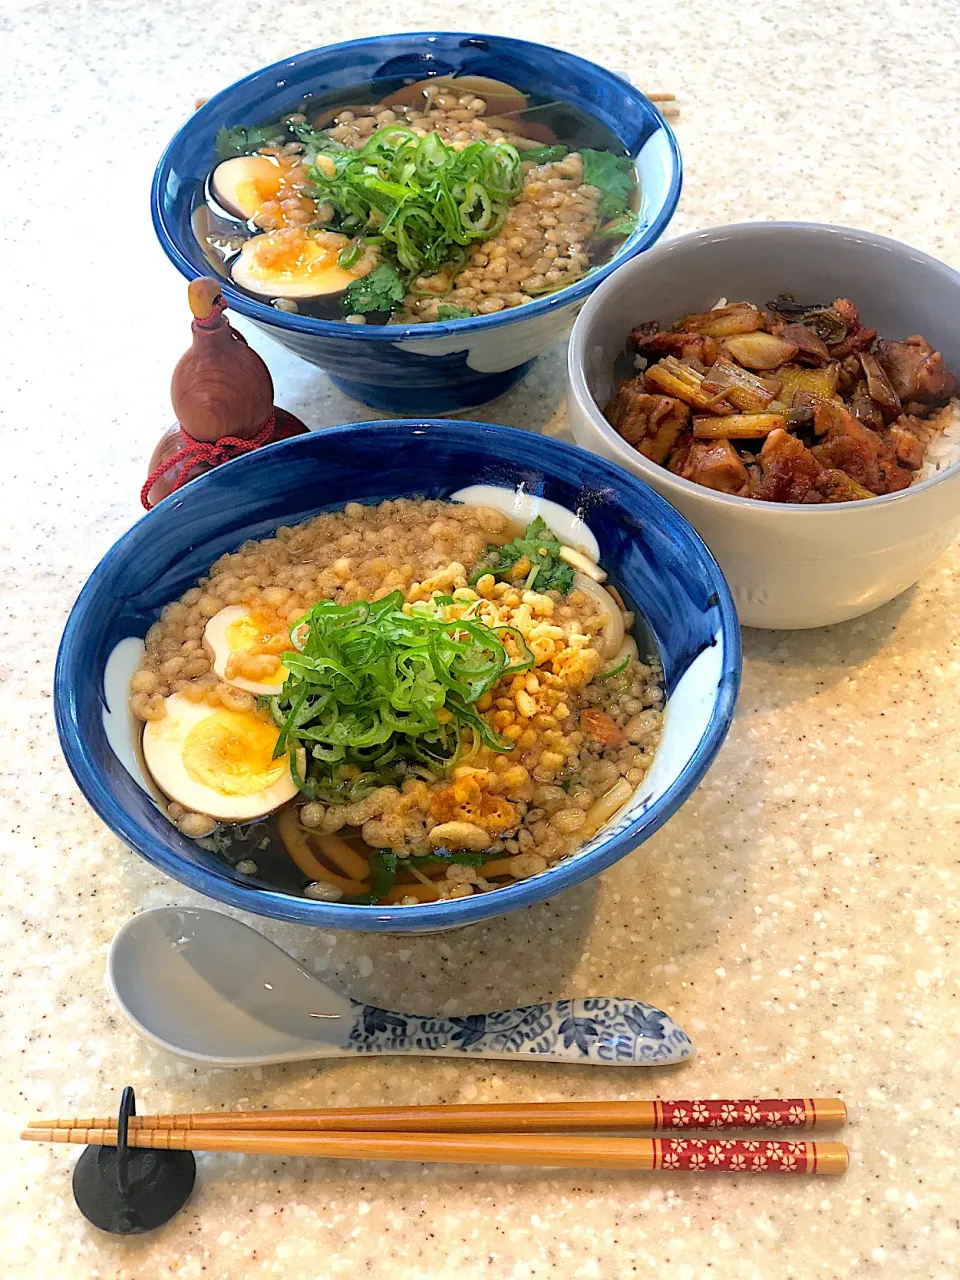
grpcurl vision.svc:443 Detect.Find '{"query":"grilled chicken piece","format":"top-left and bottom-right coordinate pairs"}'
top-left (826, 298), bottom-right (878, 358)
top-left (604, 380), bottom-right (691, 464)
top-left (875, 336), bottom-right (958, 405)
top-left (673, 439), bottom-right (750, 494)
top-left (885, 421), bottom-right (926, 469)
top-left (629, 320), bottom-right (661, 344)
top-left (812, 400), bottom-right (912, 494)
top-left (631, 329), bottom-right (720, 365)
top-left (754, 429), bottom-right (824, 503)
top-left (755, 429), bottom-right (881, 504)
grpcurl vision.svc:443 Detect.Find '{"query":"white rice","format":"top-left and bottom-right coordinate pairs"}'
top-left (914, 399), bottom-right (960, 484)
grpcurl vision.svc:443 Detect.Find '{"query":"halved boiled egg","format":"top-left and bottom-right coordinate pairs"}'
top-left (142, 692), bottom-right (297, 822)
top-left (231, 228), bottom-right (374, 299)
top-left (204, 605), bottom-right (290, 696)
top-left (212, 155), bottom-right (288, 221)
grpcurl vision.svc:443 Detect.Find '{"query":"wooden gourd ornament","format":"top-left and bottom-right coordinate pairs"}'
top-left (142, 278), bottom-right (308, 509)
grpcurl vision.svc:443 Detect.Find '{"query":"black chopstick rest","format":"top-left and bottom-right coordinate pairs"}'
top-left (71, 1086), bottom-right (196, 1234)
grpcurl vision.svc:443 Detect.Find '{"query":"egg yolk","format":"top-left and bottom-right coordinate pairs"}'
top-left (182, 710), bottom-right (288, 796)
top-left (238, 166), bottom-right (284, 210)
top-left (225, 614), bottom-right (288, 685)
top-left (248, 228), bottom-right (350, 281)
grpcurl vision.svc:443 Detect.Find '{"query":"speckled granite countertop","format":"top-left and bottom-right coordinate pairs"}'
top-left (3, 3), bottom-right (960, 1277)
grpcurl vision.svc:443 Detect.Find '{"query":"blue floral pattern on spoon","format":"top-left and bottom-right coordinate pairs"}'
top-left (345, 997), bottom-right (692, 1065)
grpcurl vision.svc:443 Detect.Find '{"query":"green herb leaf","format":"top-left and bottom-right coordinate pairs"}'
top-left (290, 122), bottom-right (349, 157)
top-left (368, 850), bottom-right (398, 903)
top-left (470, 516), bottom-right (575, 595)
top-left (436, 304), bottom-right (475, 321)
top-left (594, 212), bottom-right (638, 239)
top-left (215, 124), bottom-right (283, 160)
top-left (342, 263), bottom-right (406, 315)
top-left (520, 144), bottom-right (569, 165)
top-left (448, 849), bottom-right (487, 866)
top-left (400, 849), bottom-right (486, 871)
top-left (581, 149), bottom-right (636, 220)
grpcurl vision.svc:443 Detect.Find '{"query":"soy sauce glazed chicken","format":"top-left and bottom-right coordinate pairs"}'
top-left (605, 296), bottom-right (959, 503)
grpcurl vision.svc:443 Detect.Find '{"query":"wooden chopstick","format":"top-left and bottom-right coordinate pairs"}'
top-left (21, 1127), bottom-right (848, 1175)
top-left (28, 1097), bottom-right (846, 1134)
top-left (643, 93), bottom-right (679, 118)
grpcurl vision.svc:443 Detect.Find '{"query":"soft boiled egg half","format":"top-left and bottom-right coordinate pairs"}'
top-left (203, 605), bottom-right (290, 696)
top-left (212, 155), bottom-right (290, 221)
top-left (231, 227), bottom-right (374, 299)
top-left (142, 693), bottom-right (297, 822)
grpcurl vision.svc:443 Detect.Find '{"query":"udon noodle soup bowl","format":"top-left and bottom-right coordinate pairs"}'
top-left (151, 32), bottom-right (681, 414)
top-left (568, 222), bottom-right (960, 628)
top-left (55, 422), bottom-right (739, 934)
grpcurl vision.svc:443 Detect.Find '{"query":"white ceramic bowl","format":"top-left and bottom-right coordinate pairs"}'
top-left (567, 222), bottom-right (960, 629)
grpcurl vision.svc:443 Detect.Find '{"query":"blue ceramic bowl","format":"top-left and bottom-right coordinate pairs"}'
top-left (55, 423), bottom-right (739, 934)
top-left (152, 32), bottom-right (681, 414)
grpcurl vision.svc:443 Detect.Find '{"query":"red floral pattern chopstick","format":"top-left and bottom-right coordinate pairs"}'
top-left (651, 1097), bottom-right (845, 1131)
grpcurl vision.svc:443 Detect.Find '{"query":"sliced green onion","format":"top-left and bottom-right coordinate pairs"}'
top-left (337, 242), bottom-right (362, 269)
top-left (294, 120), bottom-right (635, 317)
top-left (599, 656), bottom-right (629, 679)
top-left (271, 589), bottom-right (534, 798)
top-left (459, 181), bottom-right (494, 234)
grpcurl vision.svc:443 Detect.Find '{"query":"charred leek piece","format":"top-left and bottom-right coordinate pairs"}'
top-left (693, 413), bottom-right (787, 439)
top-left (817, 470), bottom-right (878, 502)
top-left (676, 303), bottom-right (763, 338)
top-left (646, 356), bottom-right (735, 413)
top-left (858, 352), bottom-right (901, 414)
top-left (778, 364), bottom-right (841, 406)
top-left (723, 331), bottom-right (800, 370)
top-left (702, 356), bottom-right (775, 413)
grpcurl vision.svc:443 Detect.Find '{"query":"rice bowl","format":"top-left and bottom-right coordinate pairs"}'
top-left (568, 222), bottom-right (960, 628)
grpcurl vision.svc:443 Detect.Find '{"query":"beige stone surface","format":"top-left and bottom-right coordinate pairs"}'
top-left (2, 3), bottom-right (959, 1277)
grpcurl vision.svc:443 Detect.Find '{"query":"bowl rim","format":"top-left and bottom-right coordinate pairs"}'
top-left (568, 219), bottom-right (960, 516)
top-left (150, 30), bottom-right (682, 343)
top-left (55, 419), bottom-right (740, 932)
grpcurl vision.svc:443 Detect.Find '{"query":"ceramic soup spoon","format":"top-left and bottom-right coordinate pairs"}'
top-left (107, 908), bottom-right (693, 1068)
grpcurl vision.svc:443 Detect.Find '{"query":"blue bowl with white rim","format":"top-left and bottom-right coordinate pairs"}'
top-left (55, 421), bottom-right (739, 934)
top-left (151, 31), bottom-right (681, 414)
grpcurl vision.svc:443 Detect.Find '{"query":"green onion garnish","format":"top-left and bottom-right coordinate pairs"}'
top-left (272, 590), bottom-right (534, 799)
top-left (337, 242), bottom-right (362, 269)
top-left (307, 127), bottom-right (523, 293)
top-left (599, 655), bottom-right (629, 679)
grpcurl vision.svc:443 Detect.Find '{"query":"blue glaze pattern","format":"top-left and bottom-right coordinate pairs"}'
top-left (151, 33), bottom-right (681, 413)
top-left (55, 421), bottom-right (740, 935)
top-left (343, 997), bottom-right (693, 1064)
